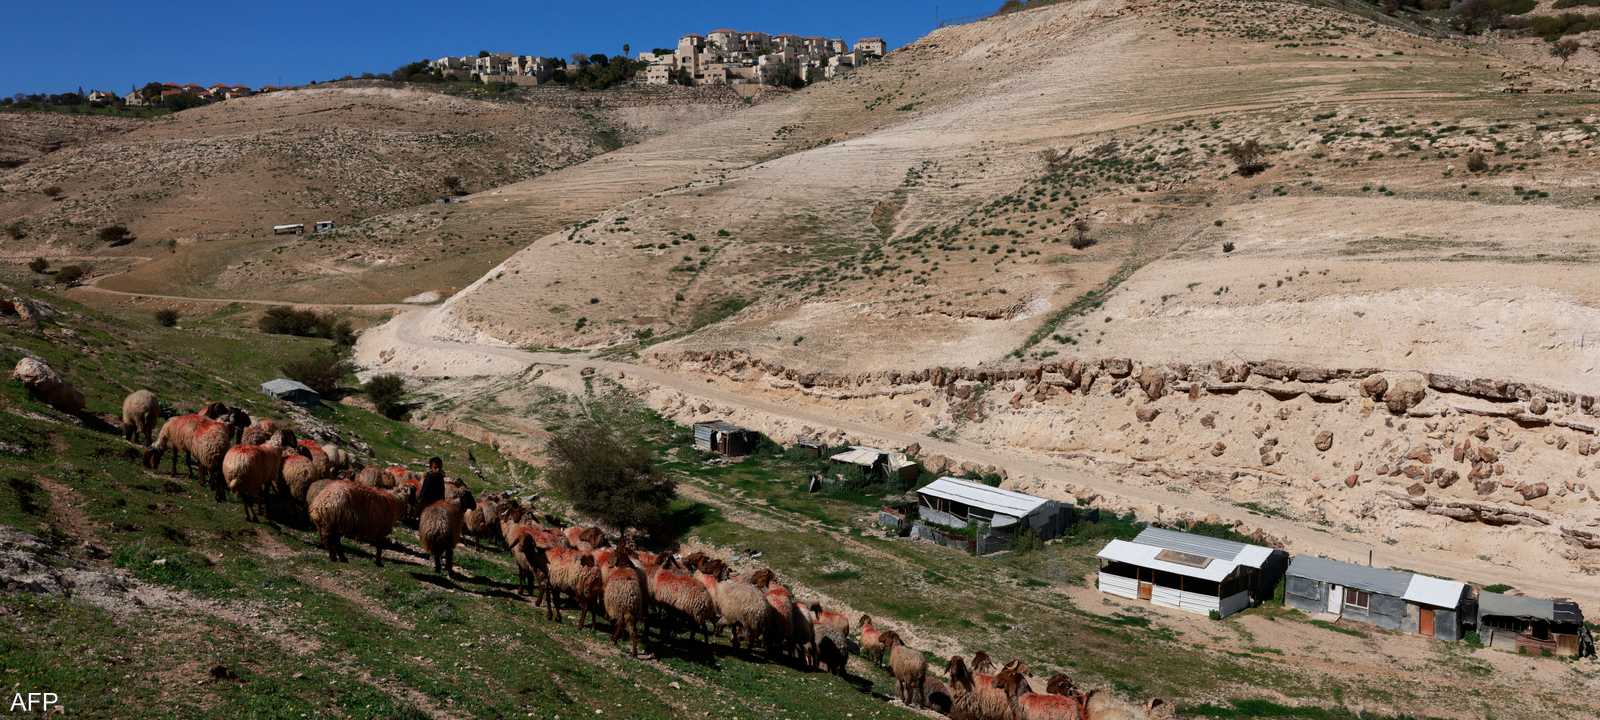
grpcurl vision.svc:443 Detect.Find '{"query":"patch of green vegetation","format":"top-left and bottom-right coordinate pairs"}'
top-left (1309, 619), bottom-right (1368, 638)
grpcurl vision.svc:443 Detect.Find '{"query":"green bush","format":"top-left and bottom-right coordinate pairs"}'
top-left (258, 307), bottom-right (355, 345)
top-left (97, 224), bottom-right (134, 246)
top-left (280, 346), bottom-right (352, 395)
top-left (27, 257), bottom-right (47, 274)
top-left (364, 373), bottom-right (407, 418)
top-left (1464, 631), bottom-right (1484, 648)
top-left (54, 265), bottom-right (86, 285)
top-left (154, 309), bottom-right (179, 327)
top-left (1010, 527), bottom-right (1044, 554)
top-left (545, 407), bottom-right (675, 533)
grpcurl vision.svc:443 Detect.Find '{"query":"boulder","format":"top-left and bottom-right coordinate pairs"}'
top-left (1404, 446), bottom-right (1433, 464)
top-left (1345, 474), bottom-right (1360, 488)
top-left (1136, 405), bottom-right (1160, 423)
top-left (1528, 397), bottom-right (1548, 416)
top-left (1517, 483), bottom-right (1548, 501)
top-left (1407, 482), bottom-right (1427, 497)
top-left (1137, 367), bottom-right (1166, 401)
top-left (1359, 374), bottom-right (1389, 399)
top-left (10, 357), bottom-right (84, 415)
top-left (1437, 469), bottom-right (1460, 489)
top-left (1383, 375), bottom-right (1427, 415)
top-left (1103, 358), bottom-right (1132, 378)
top-left (1477, 446), bottom-right (1499, 463)
top-left (1210, 442), bottom-right (1226, 457)
top-left (1475, 480), bottom-right (1498, 496)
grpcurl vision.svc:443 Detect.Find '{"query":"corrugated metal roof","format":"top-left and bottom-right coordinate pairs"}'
top-left (1288, 556), bottom-right (1412, 597)
top-left (1403, 575), bottom-right (1467, 608)
top-left (261, 378), bottom-right (317, 397)
top-left (1478, 592), bottom-right (1556, 621)
top-left (829, 447), bottom-right (884, 466)
top-left (1132, 528), bottom-right (1274, 569)
top-left (1097, 539), bottom-right (1239, 582)
top-left (693, 420), bottom-right (748, 434)
top-left (917, 477), bottom-right (1049, 518)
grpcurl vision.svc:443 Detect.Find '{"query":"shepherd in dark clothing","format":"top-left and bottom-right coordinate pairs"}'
top-left (418, 456), bottom-right (447, 509)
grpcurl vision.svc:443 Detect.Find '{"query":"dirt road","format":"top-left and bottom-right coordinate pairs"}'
top-left (372, 309), bottom-right (1599, 609)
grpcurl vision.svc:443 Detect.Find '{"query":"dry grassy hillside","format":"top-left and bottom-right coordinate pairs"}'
top-left (0, 112), bottom-right (143, 170)
top-left (0, 83), bottom-right (742, 302)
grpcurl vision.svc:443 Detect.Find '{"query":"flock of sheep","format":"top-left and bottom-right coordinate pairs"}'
top-left (114, 387), bottom-right (1172, 720)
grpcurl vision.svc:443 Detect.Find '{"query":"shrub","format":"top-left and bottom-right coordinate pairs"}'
top-left (280, 346), bottom-right (351, 395)
top-left (1010, 528), bottom-right (1044, 554)
top-left (1466, 151), bottom-right (1488, 173)
top-left (545, 409), bottom-right (675, 533)
top-left (1226, 140), bottom-right (1268, 176)
top-left (41, 186), bottom-right (63, 198)
top-left (364, 373), bottom-right (407, 418)
top-left (54, 265), bottom-right (86, 285)
top-left (1069, 217), bottom-right (1095, 249)
top-left (27, 257), bottom-right (48, 274)
top-left (1464, 631), bottom-right (1484, 648)
top-left (258, 307), bottom-right (355, 345)
top-left (97, 224), bottom-right (134, 246)
top-left (1550, 38), bottom-right (1581, 65)
top-left (154, 309), bottom-right (179, 327)
top-left (1222, 241), bottom-right (1236, 253)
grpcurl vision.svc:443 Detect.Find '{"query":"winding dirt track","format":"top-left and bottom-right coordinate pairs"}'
top-left (0, 256), bottom-right (414, 311)
top-left (381, 310), bottom-right (1598, 609)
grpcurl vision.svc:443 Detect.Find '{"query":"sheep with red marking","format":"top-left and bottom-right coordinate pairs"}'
top-left (603, 548), bottom-right (648, 656)
top-left (148, 416), bottom-right (231, 501)
top-left (281, 452), bottom-right (319, 503)
top-left (419, 492), bottom-right (474, 576)
top-left (859, 614), bottom-right (887, 665)
top-left (541, 546), bottom-right (591, 622)
top-left (694, 564), bottom-right (771, 653)
top-left (648, 556), bottom-right (717, 644)
top-left (222, 445), bottom-right (279, 522)
top-left (308, 480), bottom-right (407, 565)
top-left (1011, 673), bottom-right (1086, 720)
top-left (146, 414), bottom-right (201, 476)
top-left (948, 656), bottom-right (1020, 720)
top-left (121, 390), bottom-right (160, 446)
top-left (809, 602), bottom-right (851, 676)
top-left (297, 439), bottom-right (331, 479)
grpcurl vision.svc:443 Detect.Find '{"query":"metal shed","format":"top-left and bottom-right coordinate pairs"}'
top-left (828, 446), bottom-right (919, 483)
top-left (1096, 528), bottom-right (1287, 618)
top-left (1285, 556), bottom-right (1470, 641)
top-left (915, 477), bottom-right (1072, 553)
top-left (691, 420), bottom-right (759, 456)
top-left (1477, 591), bottom-right (1593, 658)
top-left (260, 378), bottom-right (321, 406)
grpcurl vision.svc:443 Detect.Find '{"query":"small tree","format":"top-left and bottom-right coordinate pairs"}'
top-left (27, 257), bottom-right (48, 274)
top-left (444, 175), bottom-right (466, 195)
top-left (545, 412), bottom-right (675, 533)
top-left (97, 224), bottom-right (134, 246)
top-left (1551, 38), bottom-right (1581, 65)
top-left (1069, 217), bottom-right (1095, 249)
top-left (1454, 0), bottom-right (1501, 34)
top-left (154, 309), bottom-right (179, 327)
top-left (1466, 150), bottom-right (1488, 173)
top-left (55, 265), bottom-right (87, 285)
top-left (1225, 140), bottom-right (1268, 176)
top-left (365, 373), bottom-right (407, 418)
top-left (281, 346), bottom-right (351, 395)
top-left (41, 186), bottom-right (63, 198)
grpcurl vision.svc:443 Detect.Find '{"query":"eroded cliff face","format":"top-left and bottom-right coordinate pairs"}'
top-left (647, 349), bottom-right (1600, 577)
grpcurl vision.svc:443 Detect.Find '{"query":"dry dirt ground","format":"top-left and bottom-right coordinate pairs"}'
top-left (0, 83), bottom-right (744, 304)
top-left (359, 0), bottom-right (1600, 618)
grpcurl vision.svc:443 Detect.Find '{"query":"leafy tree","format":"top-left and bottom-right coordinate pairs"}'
top-left (1069, 217), bottom-right (1094, 249)
top-left (55, 265), bottom-right (86, 285)
top-left (1550, 38), bottom-right (1581, 65)
top-left (1225, 139), bottom-right (1268, 176)
top-left (281, 346), bottom-right (351, 395)
top-left (154, 309), bottom-right (179, 327)
top-left (27, 257), bottom-right (48, 273)
top-left (545, 409), bottom-right (675, 533)
top-left (364, 373), bottom-right (407, 418)
top-left (1454, 0), bottom-right (1502, 33)
top-left (97, 224), bottom-right (134, 246)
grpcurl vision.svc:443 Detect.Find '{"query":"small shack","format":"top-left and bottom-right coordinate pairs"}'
top-left (915, 477), bottom-right (1071, 553)
top-left (1097, 528), bottom-right (1287, 618)
top-left (1476, 591), bottom-right (1593, 658)
top-left (260, 378), bottom-right (321, 406)
top-left (313, 220), bottom-right (335, 234)
top-left (692, 420), bottom-right (759, 456)
top-left (828, 446), bottom-right (918, 483)
top-left (1285, 556), bottom-right (1470, 641)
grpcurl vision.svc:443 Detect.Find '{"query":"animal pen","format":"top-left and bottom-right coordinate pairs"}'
top-left (692, 420), bottom-right (760, 456)
top-left (913, 477), bottom-right (1072, 555)
top-left (1097, 528), bottom-right (1287, 618)
top-left (1284, 555), bottom-right (1470, 641)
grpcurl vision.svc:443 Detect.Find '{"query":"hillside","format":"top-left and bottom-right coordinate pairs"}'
top-left (357, 0), bottom-right (1600, 663)
top-left (0, 83), bottom-right (744, 303)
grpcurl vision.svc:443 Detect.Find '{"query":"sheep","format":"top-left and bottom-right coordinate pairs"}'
top-left (809, 603), bottom-right (850, 677)
top-left (882, 631), bottom-right (927, 708)
top-left (972, 651), bottom-right (1000, 692)
top-left (510, 532), bottom-right (550, 598)
top-left (751, 569), bottom-right (796, 658)
top-left (949, 656), bottom-right (1020, 720)
top-left (121, 390), bottom-right (159, 446)
top-left (418, 497), bottom-right (470, 576)
top-left (383, 465), bottom-right (414, 488)
top-left (698, 568), bottom-right (770, 653)
top-left (541, 546), bottom-right (590, 622)
top-left (563, 525), bottom-right (607, 552)
top-left (859, 614), bottom-right (886, 666)
top-left (647, 556), bottom-right (717, 644)
top-left (462, 496), bottom-right (504, 548)
top-left (603, 549), bottom-right (649, 656)
top-left (11, 357), bottom-right (84, 415)
top-left (572, 555), bottom-right (605, 630)
top-left (221, 445), bottom-right (279, 522)
top-left (298, 439), bottom-right (331, 479)
top-left (320, 443), bottom-right (353, 472)
top-left (148, 416), bottom-right (230, 501)
top-left (1011, 673), bottom-right (1086, 720)
top-left (208, 405), bottom-right (251, 444)
top-left (308, 480), bottom-right (407, 565)
top-left (354, 465), bottom-right (385, 487)
top-left (281, 453), bottom-right (319, 503)
top-left (305, 478), bottom-right (336, 508)
top-left (1082, 691), bottom-right (1173, 720)
top-left (786, 598), bottom-right (817, 669)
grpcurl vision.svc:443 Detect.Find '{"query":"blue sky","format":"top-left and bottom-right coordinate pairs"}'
top-left (5, 1), bottom-right (1002, 95)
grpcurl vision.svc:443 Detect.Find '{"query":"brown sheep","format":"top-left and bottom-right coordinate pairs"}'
top-left (297, 439), bottom-right (331, 479)
top-left (121, 390), bottom-right (159, 446)
top-left (418, 497), bottom-right (468, 576)
top-left (146, 414), bottom-right (202, 476)
top-left (809, 603), bottom-right (850, 677)
top-left (221, 445), bottom-right (279, 522)
top-left (510, 532), bottom-right (550, 598)
top-left (572, 555), bottom-right (605, 630)
top-left (354, 465), bottom-right (386, 487)
top-left (541, 546), bottom-right (590, 622)
top-left (281, 453), bottom-right (319, 503)
top-left (949, 657), bottom-right (1020, 720)
top-left (240, 419), bottom-right (282, 446)
top-left (859, 614), bottom-right (886, 665)
top-left (882, 631), bottom-right (927, 708)
top-left (148, 417), bottom-right (231, 501)
top-left (308, 480), bottom-right (407, 565)
top-left (1012, 673), bottom-right (1086, 720)
top-left (648, 556), bottom-right (717, 644)
top-left (305, 478), bottom-right (336, 508)
top-left (603, 549), bottom-right (648, 656)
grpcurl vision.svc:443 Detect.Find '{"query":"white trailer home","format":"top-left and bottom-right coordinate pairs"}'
top-left (273, 223), bottom-right (305, 235)
top-left (1097, 528), bottom-right (1287, 618)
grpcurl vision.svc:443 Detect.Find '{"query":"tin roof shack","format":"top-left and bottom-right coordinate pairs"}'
top-left (260, 378), bottom-right (321, 406)
top-left (692, 420), bottom-right (760, 457)
top-left (1477, 592), bottom-right (1593, 658)
top-left (1285, 556), bottom-right (1470, 641)
top-left (828, 446), bottom-right (918, 483)
top-left (916, 477), bottom-right (1071, 554)
top-left (1097, 528), bottom-right (1287, 618)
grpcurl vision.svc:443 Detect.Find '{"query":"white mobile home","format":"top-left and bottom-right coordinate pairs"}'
top-left (273, 223), bottom-right (305, 235)
top-left (1097, 528), bottom-right (1287, 618)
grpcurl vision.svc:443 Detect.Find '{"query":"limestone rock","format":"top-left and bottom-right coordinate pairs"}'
top-left (1383, 375), bottom-right (1427, 415)
top-left (1528, 397), bottom-right (1548, 415)
top-left (1210, 442), bottom-right (1227, 457)
top-left (1345, 474), bottom-right (1360, 488)
top-left (1103, 358), bottom-right (1132, 378)
top-left (10, 357), bottom-right (84, 415)
top-left (1475, 480), bottom-right (1498, 496)
top-left (1517, 483), bottom-right (1548, 501)
top-left (1137, 367), bottom-right (1166, 401)
top-left (1407, 482), bottom-right (1427, 497)
top-left (1136, 405), bottom-right (1160, 423)
top-left (1359, 374), bottom-right (1389, 399)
